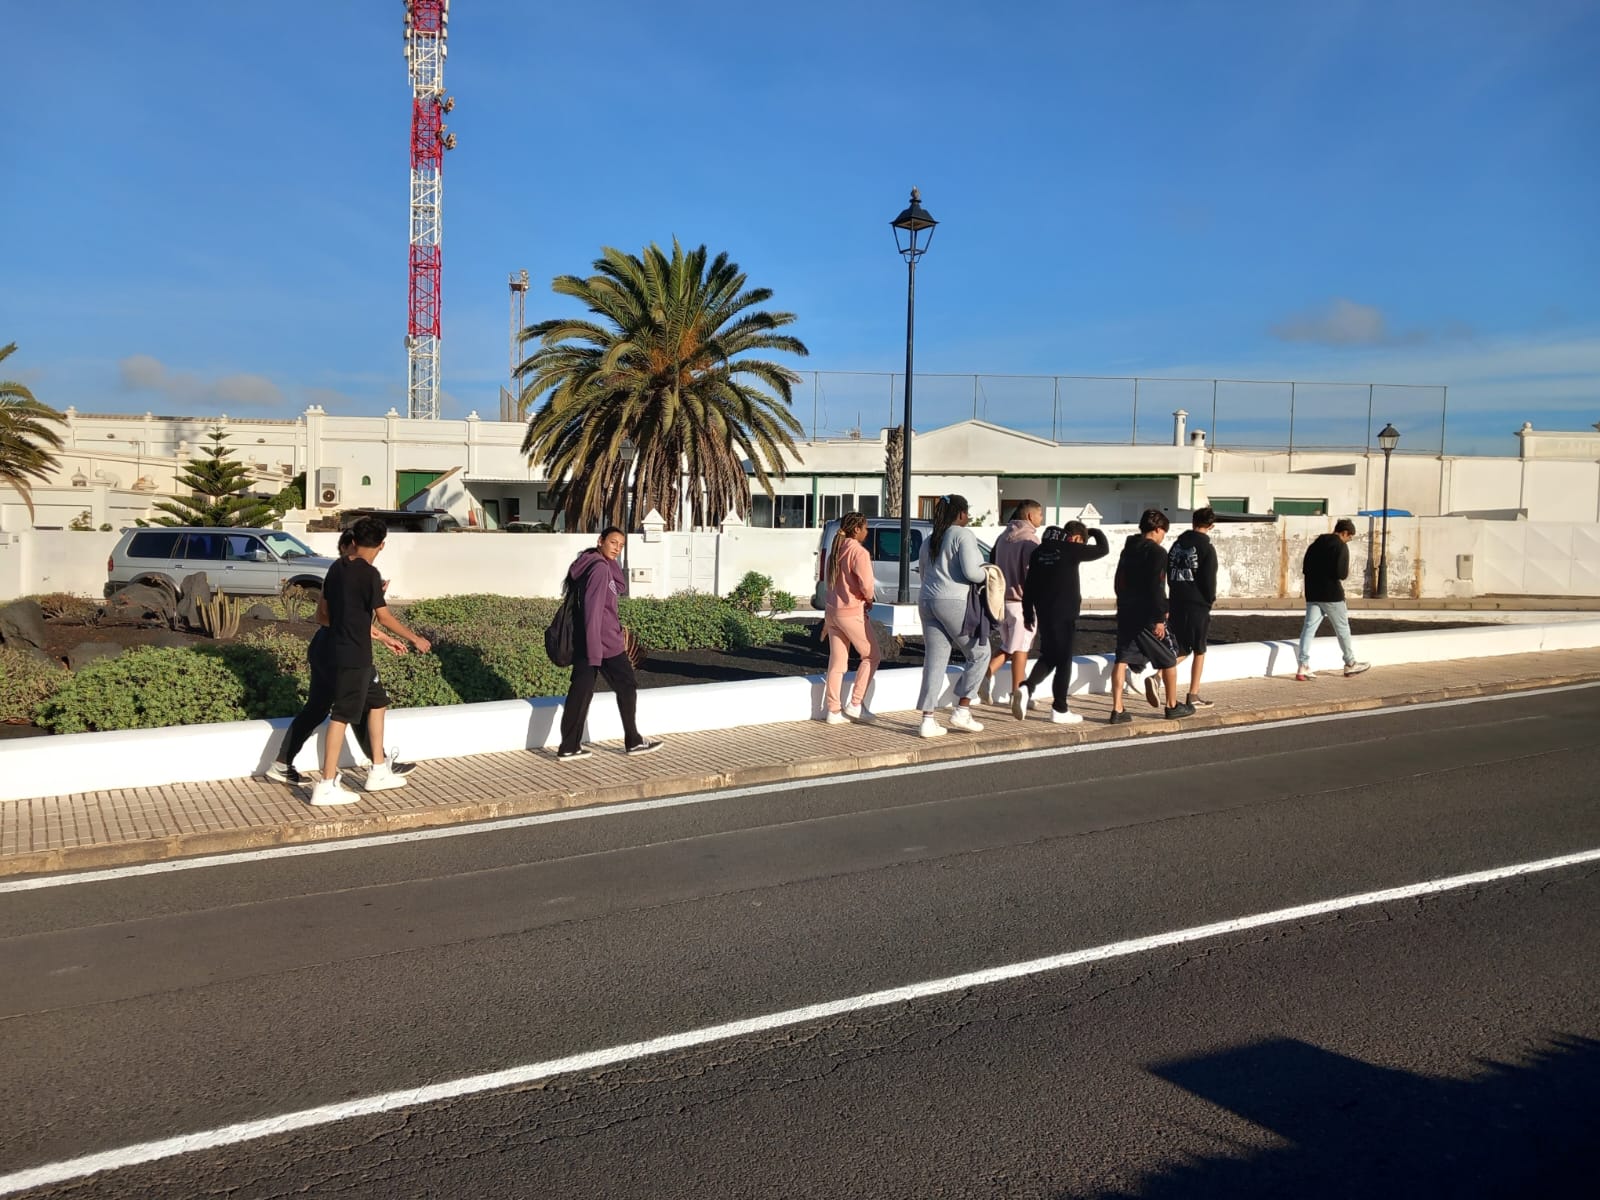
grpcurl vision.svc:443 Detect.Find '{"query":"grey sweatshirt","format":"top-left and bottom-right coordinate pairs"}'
top-left (918, 524), bottom-right (989, 603)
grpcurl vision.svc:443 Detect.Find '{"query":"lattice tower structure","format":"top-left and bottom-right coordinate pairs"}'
top-left (403, 0), bottom-right (455, 419)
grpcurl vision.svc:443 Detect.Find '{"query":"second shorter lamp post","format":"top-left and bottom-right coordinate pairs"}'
top-left (1376, 423), bottom-right (1400, 597)
top-left (890, 188), bottom-right (937, 604)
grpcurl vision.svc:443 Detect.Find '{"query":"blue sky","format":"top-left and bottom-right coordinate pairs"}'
top-left (5, 0), bottom-right (1596, 454)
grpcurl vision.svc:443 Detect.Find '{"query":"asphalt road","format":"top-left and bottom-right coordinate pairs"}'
top-left (3, 686), bottom-right (1598, 1198)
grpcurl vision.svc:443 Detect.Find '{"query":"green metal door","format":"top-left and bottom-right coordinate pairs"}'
top-left (396, 470), bottom-right (446, 507)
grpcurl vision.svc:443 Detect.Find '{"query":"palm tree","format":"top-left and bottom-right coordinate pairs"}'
top-left (518, 240), bottom-right (808, 531)
top-left (0, 342), bottom-right (66, 520)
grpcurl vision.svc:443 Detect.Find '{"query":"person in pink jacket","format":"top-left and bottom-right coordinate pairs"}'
top-left (822, 512), bottom-right (882, 723)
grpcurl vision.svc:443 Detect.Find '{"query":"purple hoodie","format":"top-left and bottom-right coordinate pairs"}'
top-left (993, 518), bottom-right (1041, 601)
top-left (569, 549), bottom-right (626, 666)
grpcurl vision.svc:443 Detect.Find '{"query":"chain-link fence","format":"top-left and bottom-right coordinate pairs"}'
top-left (794, 371), bottom-right (1449, 455)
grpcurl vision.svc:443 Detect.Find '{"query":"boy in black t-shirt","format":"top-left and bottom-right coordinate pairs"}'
top-left (309, 517), bottom-right (430, 805)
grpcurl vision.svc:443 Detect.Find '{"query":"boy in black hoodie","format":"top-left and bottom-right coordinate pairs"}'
top-left (1167, 507), bottom-right (1219, 707)
top-left (1110, 509), bottom-right (1191, 723)
top-left (1020, 521), bottom-right (1109, 723)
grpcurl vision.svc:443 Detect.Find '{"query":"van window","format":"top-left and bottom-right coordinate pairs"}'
top-left (180, 532), bottom-right (226, 561)
top-left (127, 531), bottom-right (182, 559)
top-left (223, 534), bottom-right (266, 560)
top-left (870, 528), bottom-right (923, 563)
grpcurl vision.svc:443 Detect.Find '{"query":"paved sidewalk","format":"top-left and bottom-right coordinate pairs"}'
top-left (4, 649), bottom-right (1599, 878)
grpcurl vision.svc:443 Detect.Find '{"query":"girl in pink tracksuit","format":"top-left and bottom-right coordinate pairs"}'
top-left (823, 512), bottom-right (882, 722)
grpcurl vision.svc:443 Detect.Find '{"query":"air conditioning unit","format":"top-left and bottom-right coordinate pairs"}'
top-left (316, 467), bottom-right (342, 507)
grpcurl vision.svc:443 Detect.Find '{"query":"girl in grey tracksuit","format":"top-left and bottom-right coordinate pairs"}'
top-left (916, 494), bottom-right (991, 734)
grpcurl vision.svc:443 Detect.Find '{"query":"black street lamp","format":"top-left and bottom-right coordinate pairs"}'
top-left (890, 187), bottom-right (937, 604)
top-left (1376, 423), bottom-right (1400, 597)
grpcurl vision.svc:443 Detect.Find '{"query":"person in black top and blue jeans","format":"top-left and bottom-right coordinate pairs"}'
top-left (1296, 518), bottom-right (1370, 681)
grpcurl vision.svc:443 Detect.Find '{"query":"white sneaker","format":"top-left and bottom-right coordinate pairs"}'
top-left (309, 775), bottom-right (359, 806)
top-left (824, 710), bottom-right (848, 725)
top-left (1050, 708), bottom-right (1084, 724)
top-left (1012, 685), bottom-right (1029, 721)
top-left (363, 761), bottom-right (408, 792)
top-left (1344, 661), bottom-right (1371, 677)
top-left (950, 707), bottom-right (984, 733)
top-left (844, 704), bottom-right (874, 723)
top-left (918, 716), bottom-right (947, 739)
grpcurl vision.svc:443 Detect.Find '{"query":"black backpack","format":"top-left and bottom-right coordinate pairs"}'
top-left (544, 562), bottom-right (596, 668)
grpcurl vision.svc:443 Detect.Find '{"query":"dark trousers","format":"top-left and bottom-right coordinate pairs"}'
top-left (560, 653), bottom-right (642, 753)
top-left (280, 659), bottom-right (375, 766)
top-left (1024, 618), bottom-right (1078, 713)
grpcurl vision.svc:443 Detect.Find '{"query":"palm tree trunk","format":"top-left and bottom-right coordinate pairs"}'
top-left (885, 425), bottom-right (904, 518)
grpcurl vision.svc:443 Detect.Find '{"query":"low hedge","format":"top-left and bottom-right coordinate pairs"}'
top-left (0, 646), bottom-right (68, 724)
top-left (17, 592), bottom-right (787, 732)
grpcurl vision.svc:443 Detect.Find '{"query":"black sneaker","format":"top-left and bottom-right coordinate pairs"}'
top-left (1109, 710), bottom-right (1134, 725)
top-left (261, 761), bottom-right (302, 785)
top-left (556, 748), bottom-right (593, 762)
top-left (1164, 702), bottom-right (1196, 719)
top-left (1143, 675), bottom-right (1162, 709)
top-left (626, 739), bottom-right (664, 756)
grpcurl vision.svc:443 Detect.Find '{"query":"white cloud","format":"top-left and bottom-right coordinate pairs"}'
top-left (1269, 298), bottom-right (1430, 347)
top-left (117, 355), bottom-right (284, 409)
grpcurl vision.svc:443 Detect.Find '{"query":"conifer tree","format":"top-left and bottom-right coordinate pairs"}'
top-left (151, 428), bottom-right (275, 527)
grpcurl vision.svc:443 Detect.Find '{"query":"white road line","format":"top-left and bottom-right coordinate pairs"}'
top-left (2, 681), bottom-right (1593, 895)
top-left (3, 844), bottom-right (1597, 1196)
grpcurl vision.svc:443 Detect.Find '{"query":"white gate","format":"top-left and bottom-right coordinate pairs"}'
top-left (665, 532), bottom-right (719, 595)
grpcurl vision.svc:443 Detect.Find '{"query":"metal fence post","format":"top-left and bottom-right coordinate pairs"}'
top-left (812, 371), bottom-right (818, 441)
top-left (1440, 385), bottom-right (1449, 456)
top-left (1052, 376), bottom-right (1060, 441)
top-left (1288, 382), bottom-right (1296, 456)
top-left (1210, 379), bottom-right (1218, 451)
top-left (1131, 377), bottom-right (1140, 445)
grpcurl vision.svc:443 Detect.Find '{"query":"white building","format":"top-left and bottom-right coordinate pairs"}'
top-left (4, 404), bottom-right (1598, 534)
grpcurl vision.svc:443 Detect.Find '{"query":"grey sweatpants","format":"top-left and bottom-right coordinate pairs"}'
top-left (918, 596), bottom-right (987, 712)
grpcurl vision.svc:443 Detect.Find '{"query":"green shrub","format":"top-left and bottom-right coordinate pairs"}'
top-left (769, 589), bottom-right (798, 613)
top-left (0, 646), bottom-right (68, 725)
top-left (618, 593), bottom-right (784, 651)
top-left (204, 630), bottom-right (311, 718)
top-left (373, 642), bottom-right (467, 708)
top-left (36, 647), bottom-right (249, 733)
top-left (727, 571), bottom-right (772, 613)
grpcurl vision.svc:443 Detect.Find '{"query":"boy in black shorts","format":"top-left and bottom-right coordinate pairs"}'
top-left (311, 517), bottom-right (430, 805)
top-left (1108, 509), bottom-right (1192, 723)
top-left (1167, 507), bottom-right (1218, 707)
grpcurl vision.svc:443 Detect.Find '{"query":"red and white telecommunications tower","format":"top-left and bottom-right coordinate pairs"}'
top-left (403, 0), bottom-right (456, 420)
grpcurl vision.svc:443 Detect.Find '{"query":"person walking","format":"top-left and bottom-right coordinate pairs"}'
top-left (263, 530), bottom-right (415, 788)
top-left (1109, 509), bottom-right (1192, 724)
top-left (1296, 518), bottom-right (1371, 681)
top-left (309, 517), bottom-right (432, 804)
top-left (915, 494), bottom-right (991, 738)
top-left (557, 526), bottom-right (664, 760)
top-left (1020, 520), bottom-right (1109, 723)
top-left (1167, 507), bottom-right (1219, 708)
top-left (821, 512), bottom-right (881, 724)
top-left (980, 500), bottom-right (1044, 718)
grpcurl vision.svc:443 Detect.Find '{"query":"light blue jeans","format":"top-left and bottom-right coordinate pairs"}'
top-left (1298, 600), bottom-right (1356, 668)
top-left (918, 596), bottom-right (987, 712)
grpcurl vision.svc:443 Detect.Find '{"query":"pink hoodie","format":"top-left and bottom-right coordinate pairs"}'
top-left (826, 537), bottom-right (876, 613)
top-left (993, 518), bottom-right (1041, 601)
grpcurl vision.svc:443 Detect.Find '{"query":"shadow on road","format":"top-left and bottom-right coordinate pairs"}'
top-left (1079, 1033), bottom-right (1600, 1199)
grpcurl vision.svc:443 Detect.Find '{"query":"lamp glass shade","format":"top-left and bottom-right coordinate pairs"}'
top-left (1377, 423), bottom-right (1401, 452)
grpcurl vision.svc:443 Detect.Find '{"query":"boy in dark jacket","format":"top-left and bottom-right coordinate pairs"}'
top-left (1167, 507), bottom-right (1219, 707)
top-left (1020, 521), bottom-right (1109, 723)
top-left (1296, 518), bottom-right (1370, 680)
top-left (1110, 509), bottom-right (1191, 723)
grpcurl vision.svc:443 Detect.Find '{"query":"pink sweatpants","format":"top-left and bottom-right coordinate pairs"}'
top-left (825, 607), bottom-right (882, 713)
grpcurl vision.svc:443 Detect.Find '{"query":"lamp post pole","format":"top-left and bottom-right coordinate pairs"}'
top-left (1376, 423), bottom-right (1400, 598)
top-left (890, 188), bottom-right (937, 604)
top-left (619, 437), bottom-right (637, 582)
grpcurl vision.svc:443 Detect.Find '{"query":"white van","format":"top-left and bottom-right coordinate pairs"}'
top-left (811, 517), bottom-right (994, 609)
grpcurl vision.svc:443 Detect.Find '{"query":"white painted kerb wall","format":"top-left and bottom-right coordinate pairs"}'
top-left (2, 621), bottom-right (1595, 804)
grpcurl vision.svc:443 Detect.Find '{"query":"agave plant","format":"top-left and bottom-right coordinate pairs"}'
top-left (518, 240), bottom-right (808, 531)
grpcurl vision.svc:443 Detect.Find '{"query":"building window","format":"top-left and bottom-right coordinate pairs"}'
top-left (776, 495), bottom-right (809, 528)
top-left (361, 475), bottom-right (372, 486)
top-left (750, 494), bottom-right (774, 527)
top-left (1209, 498), bottom-right (1248, 514)
top-left (917, 496), bottom-right (941, 519)
top-left (1273, 498), bottom-right (1327, 516)
top-left (858, 494), bottom-right (881, 518)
